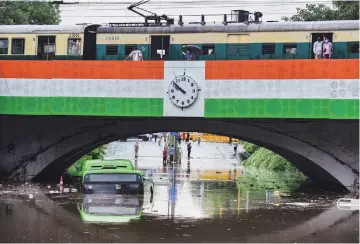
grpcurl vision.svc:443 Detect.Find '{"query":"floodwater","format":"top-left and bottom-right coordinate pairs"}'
top-left (0, 164), bottom-right (358, 243)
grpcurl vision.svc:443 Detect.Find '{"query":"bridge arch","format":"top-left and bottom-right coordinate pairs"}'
top-left (0, 115), bottom-right (357, 192)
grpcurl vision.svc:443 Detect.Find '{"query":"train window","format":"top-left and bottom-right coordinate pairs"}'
top-left (347, 42), bottom-right (359, 53)
top-left (106, 44), bottom-right (118, 56)
top-left (283, 43), bottom-right (297, 55)
top-left (11, 38), bottom-right (25, 55)
top-left (202, 44), bottom-right (215, 55)
top-left (262, 43), bottom-right (275, 55)
top-left (0, 38), bottom-right (8, 54)
top-left (125, 44), bottom-right (137, 57)
top-left (67, 38), bottom-right (81, 55)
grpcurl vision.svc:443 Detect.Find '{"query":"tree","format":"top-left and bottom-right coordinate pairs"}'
top-left (282, 1), bottom-right (359, 21)
top-left (0, 2), bottom-right (61, 25)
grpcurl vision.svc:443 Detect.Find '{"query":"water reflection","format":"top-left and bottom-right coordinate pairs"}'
top-left (78, 194), bottom-right (145, 224)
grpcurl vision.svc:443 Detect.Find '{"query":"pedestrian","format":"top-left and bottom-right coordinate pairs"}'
top-left (186, 132), bottom-right (190, 143)
top-left (197, 132), bottom-right (201, 145)
top-left (323, 37), bottom-right (333, 59)
top-left (187, 142), bottom-right (192, 158)
top-left (154, 133), bottom-right (158, 142)
top-left (233, 141), bottom-right (238, 156)
top-left (169, 145), bottom-right (175, 163)
top-left (162, 146), bottom-right (168, 165)
top-left (313, 37), bottom-right (322, 59)
top-left (134, 142), bottom-right (139, 158)
top-left (158, 134), bottom-right (162, 146)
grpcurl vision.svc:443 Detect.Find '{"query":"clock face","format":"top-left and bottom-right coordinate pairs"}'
top-left (168, 75), bottom-right (199, 108)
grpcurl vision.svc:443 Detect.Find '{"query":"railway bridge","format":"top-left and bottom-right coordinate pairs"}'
top-left (0, 59), bottom-right (358, 191)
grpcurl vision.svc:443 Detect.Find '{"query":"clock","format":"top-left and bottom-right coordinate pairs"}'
top-left (167, 74), bottom-right (200, 109)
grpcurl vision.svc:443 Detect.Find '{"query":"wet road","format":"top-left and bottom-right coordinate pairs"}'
top-left (0, 141), bottom-right (358, 242)
top-left (105, 139), bottom-right (243, 171)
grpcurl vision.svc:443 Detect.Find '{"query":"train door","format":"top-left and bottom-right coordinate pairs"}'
top-left (83, 24), bottom-right (101, 60)
top-left (226, 34), bottom-right (250, 60)
top-left (310, 33), bottom-right (333, 59)
top-left (150, 35), bottom-right (170, 60)
top-left (36, 36), bottom-right (56, 60)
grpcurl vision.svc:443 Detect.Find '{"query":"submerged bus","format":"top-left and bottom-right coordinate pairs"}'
top-left (79, 194), bottom-right (144, 224)
top-left (81, 159), bottom-right (150, 194)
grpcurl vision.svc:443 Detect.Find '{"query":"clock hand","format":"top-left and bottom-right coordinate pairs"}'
top-left (172, 81), bottom-right (186, 94)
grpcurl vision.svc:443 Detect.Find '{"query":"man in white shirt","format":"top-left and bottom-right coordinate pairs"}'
top-left (126, 47), bottom-right (143, 61)
top-left (313, 37), bottom-right (322, 59)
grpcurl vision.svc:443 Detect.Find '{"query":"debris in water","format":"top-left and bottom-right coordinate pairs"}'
top-left (226, 228), bottom-right (231, 231)
top-left (285, 202), bottom-right (312, 207)
top-left (0, 184), bottom-right (2, 188)
top-left (63, 188), bottom-right (70, 193)
top-left (182, 234), bottom-right (191, 237)
top-left (71, 188), bottom-right (77, 193)
top-left (28, 194), bottom-right (34, 199)
top-left (47, 185), bottom-right (51, 189)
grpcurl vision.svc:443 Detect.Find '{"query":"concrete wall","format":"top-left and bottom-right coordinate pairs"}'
top-left (0, 115), bottom-right (358, 191)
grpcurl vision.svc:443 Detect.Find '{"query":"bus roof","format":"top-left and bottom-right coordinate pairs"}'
top-left (83, 159), bottom-right (135, 171)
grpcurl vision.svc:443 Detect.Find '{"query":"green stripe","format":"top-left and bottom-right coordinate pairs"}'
top-left (204, 99), bottom-right (359, 119)
top-left (0, 96), bottom-right (358, 119)
top-left (0, 97), bottom-right (163, 117)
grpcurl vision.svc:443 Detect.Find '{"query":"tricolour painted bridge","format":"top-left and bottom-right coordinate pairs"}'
top-left (0, 60), bottom-right (359, 191)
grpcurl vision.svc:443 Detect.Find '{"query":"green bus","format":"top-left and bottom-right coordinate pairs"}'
top-left (81, 159), bottom-right (151, 194)
top-left (78, 194), bottom-right (144, 224)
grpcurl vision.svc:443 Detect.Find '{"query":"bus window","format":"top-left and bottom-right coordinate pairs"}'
top-left (68, 38), bottom-right (81, 55)
top-left (11, 38), bottom-right (25, 55)
top-left (0, 38), bottom-right (8, 54)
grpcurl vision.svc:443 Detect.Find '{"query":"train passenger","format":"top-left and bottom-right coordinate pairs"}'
top-left (125, 47), bottom-right (143, 61)
top-left (323, 38), bottom-right (333, 59)
top-left (313, 37), bottom-right (323, 59)
top-left (184, 48), bottom-right (194, 61)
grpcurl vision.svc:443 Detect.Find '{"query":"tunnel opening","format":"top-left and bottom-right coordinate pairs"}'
top-left (1, 115), bottom-right (357, 193)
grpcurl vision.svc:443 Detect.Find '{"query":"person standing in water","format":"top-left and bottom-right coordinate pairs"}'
top-left (169, 145), bottom-right (175, 163)
top-left (162, 146), bottom-right (168, 165)
top-left (233, 141), bottom-right (238, 156)
top-left (197, 132), bottom-right (201, 145)
top-left (187, 142), bottom-right (192, 158)
top-left (134, 142), bottom-right (139, 158)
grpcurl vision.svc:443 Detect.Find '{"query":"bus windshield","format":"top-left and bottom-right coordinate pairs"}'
top-left (84, 173), bottom-right (141, 183)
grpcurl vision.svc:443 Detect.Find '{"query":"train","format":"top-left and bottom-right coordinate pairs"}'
top-left (0, 20), bottom-right (358, 61)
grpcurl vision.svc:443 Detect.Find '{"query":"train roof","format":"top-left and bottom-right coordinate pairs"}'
top-left (0, 25), bottom-right (86, 34)
top-left (97, 20), bottom-right (359, 34)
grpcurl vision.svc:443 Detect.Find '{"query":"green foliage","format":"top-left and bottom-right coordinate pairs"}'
top-left (237, 167), bottom-right (306, 193)
top-left (333, 1), bottom-right (360, 20)
top-left (281, 1), bottom-right (359, 21)
top-left (242, 147), bottom-right (302, 173)
top-left (240, 141), bottom-right (260, 154)
top-left (67, 145), bottom-right (107, 177)
top-left (0, 2), bottom-right (61, 25)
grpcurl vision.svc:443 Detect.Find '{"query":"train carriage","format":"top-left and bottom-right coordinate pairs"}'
top-left (0, 25), bottom-right (86, 60)
top-left (95, 20), bottom-right (359, 61)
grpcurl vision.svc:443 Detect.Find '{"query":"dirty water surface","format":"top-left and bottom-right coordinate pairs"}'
top-left (0, 166), bottom-right (358, 243)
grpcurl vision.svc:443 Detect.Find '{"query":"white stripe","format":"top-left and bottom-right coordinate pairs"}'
top-left (204, 79), bottom-right (359, 99)
top-left (0, 79), bottom-right (164, 98)
top-left (0, 78), bottom-right (358, 100)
